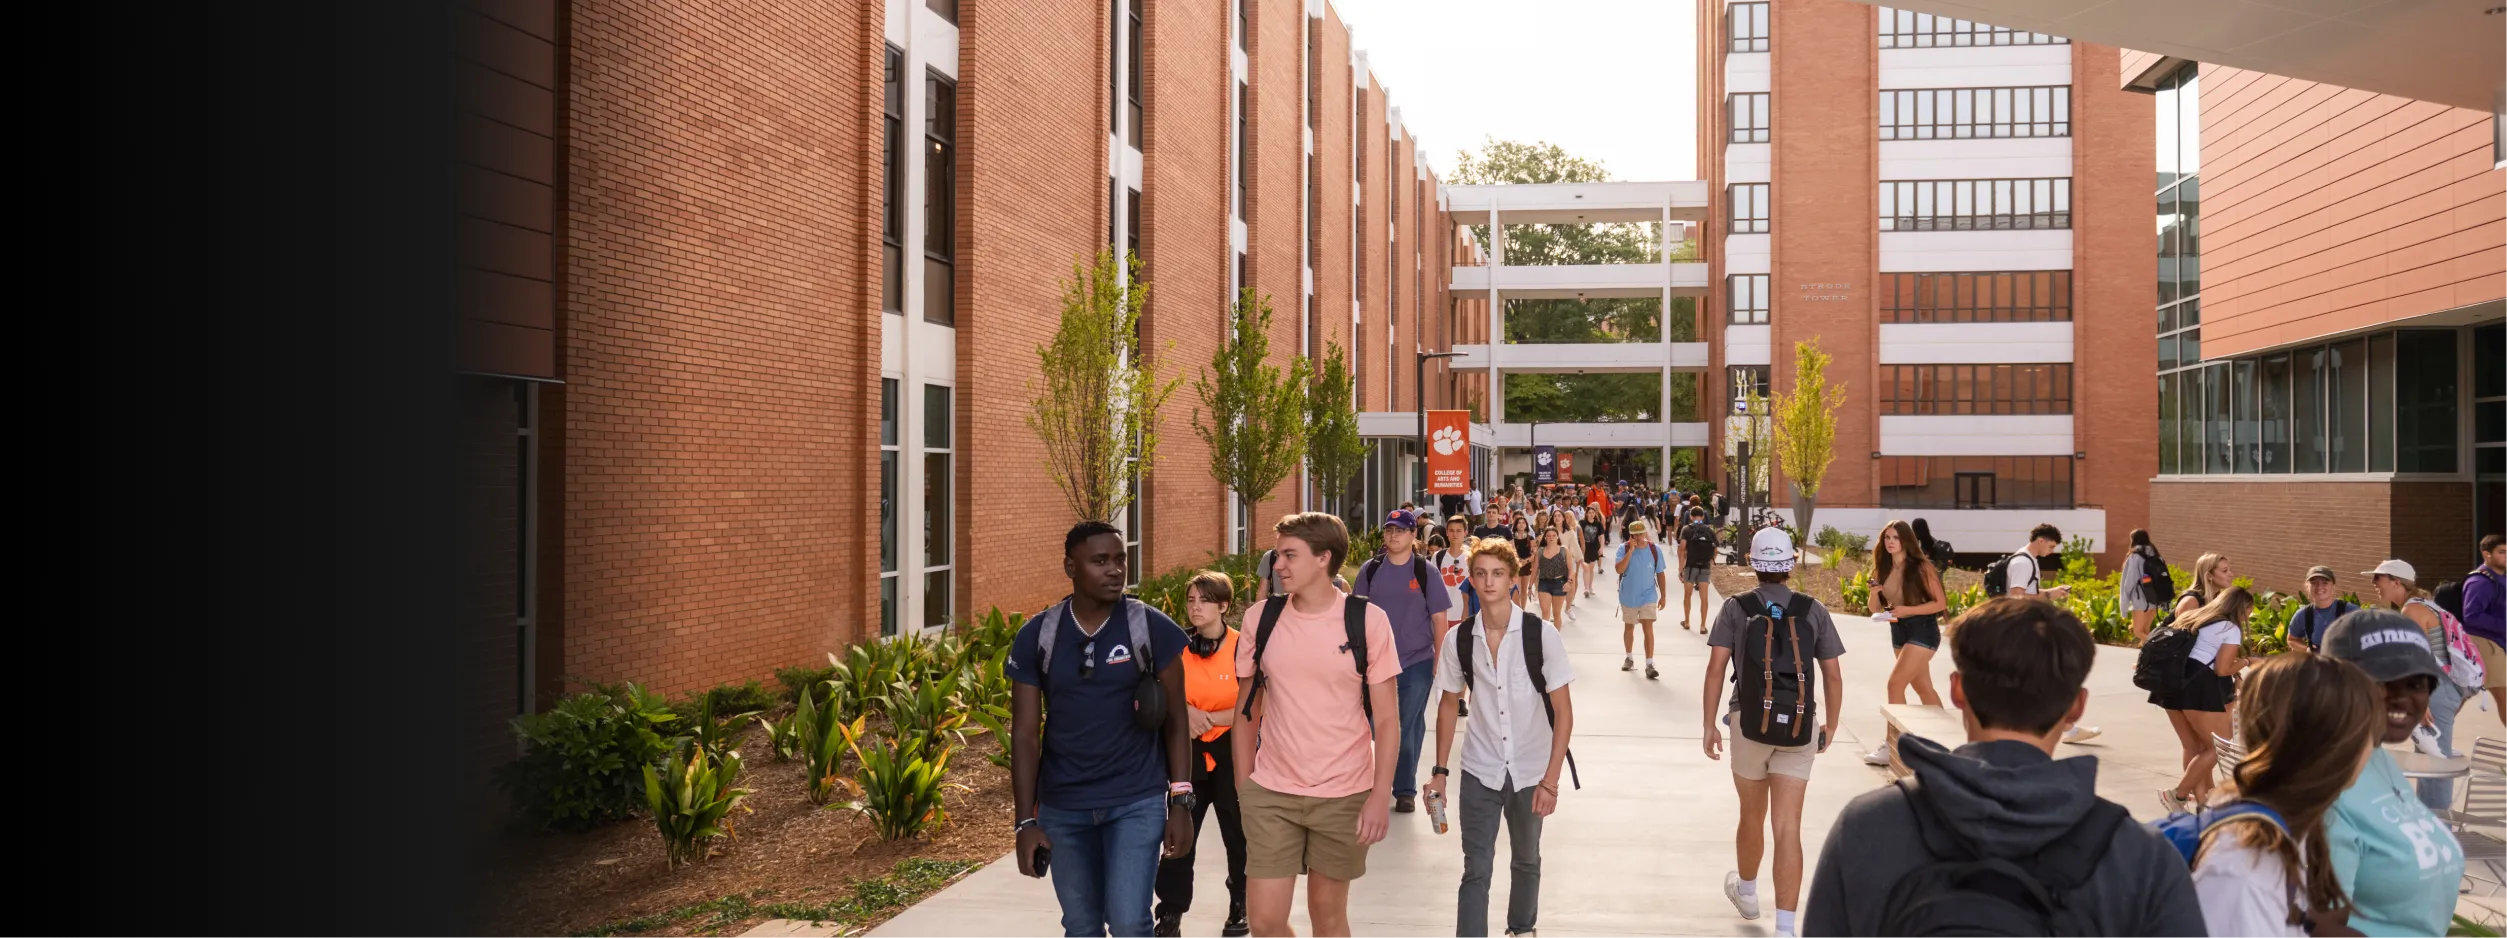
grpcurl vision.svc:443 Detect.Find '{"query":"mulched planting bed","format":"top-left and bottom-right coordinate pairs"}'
top-left (483, 712), bottom-right (1013, 937)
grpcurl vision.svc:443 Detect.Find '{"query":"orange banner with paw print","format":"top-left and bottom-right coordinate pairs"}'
top-left (1426, 410), bottom-right (1471, 494)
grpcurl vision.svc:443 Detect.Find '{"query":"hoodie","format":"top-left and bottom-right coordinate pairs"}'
top-left (1803, 734), bottom-right (2206, 937)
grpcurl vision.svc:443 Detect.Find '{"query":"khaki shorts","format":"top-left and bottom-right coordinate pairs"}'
top-left (1241, 778), bottom-right (1370, 881)
top-left (1729, 727), bottom-right (1817, 781)
top-left (1621, 602), bottom-right (1661, 624)
top-left (2475, 635), bottom-right (2506, 691)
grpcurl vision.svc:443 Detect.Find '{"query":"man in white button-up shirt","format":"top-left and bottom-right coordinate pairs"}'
top-left (1425, 539), bottom-right (1576, 937)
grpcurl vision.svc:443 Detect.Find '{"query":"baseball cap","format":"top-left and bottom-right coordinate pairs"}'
top-left (2305, 565), bottom-right (2337, 583)
top-left (1382, 509), bottom-right (1419, 530)
top-left (2362, 559), bottom-right (2416, 582)
top-left (1750, 527), bottom-right (1797, 573)
top-left (1626, 519), bottom-right (1651, 536)
top-left (2321, 608), bottom-right (2446, 685)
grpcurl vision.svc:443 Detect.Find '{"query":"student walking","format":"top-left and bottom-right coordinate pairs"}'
top-left (1994, 523), bottom-right (2099, 744)
top-left (1232, 513), bottom-right (1401, 938)
top-left (1859, 522), bottom-right (1946, 768)
top-left (2366, 559), bottom-right (2472, 810)
top-left (1154, 573), bottom-right (1252, 937)
top-left (1554, 516), bottom-right (1583, 621)
top-left (1702, 527), bottom-right (1843, 938)
top-left (2180, 652), bottom-right (2382, 938)
top-left (2151, 586), bottom-right (2257, 814)
top-left (1613, 519), bottom-right (1671, 678)
top-left (2459, 534), bottom-right (2505, 717)
top-left (2118, 529), bottom-right (2170, 643)
top-left (1577, 506), bottom-right (1605, 598)
top-left (1804, 599), bottom-right (2205, 937)
top-left (1675, 506), bottom-right (1716, 632)
top-left (2317, 611), bottom-right (2468, 937)
top-left (1352, 509), bottom-right (1454, 817)
top-left (1009, 521), bottom-right (1196, 938)
top-left (1428, 538), bottom-right (1577, 937)
top-left (1435, 515), bottom-right (1477, 622)
top-left (2284, 565), bottom-right (2358, 654)
top-left (1535, 527), bottom-right (1571, 627)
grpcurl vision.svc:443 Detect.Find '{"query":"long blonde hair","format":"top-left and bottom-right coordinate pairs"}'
top-left (2190, 552), bottom-right (2230, 605)
top-left (2208, 653), bottom-right (2381, 927)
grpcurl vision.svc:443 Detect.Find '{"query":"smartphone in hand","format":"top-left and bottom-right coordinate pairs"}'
top-left (1031, 844), bottom-right (1052, 877)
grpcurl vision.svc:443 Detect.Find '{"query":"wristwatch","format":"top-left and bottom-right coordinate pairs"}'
top-left (1167, 790), bottom-right (1197, 812)
top-left (1431, 765), bottom-right (1450, 777)
top-left (1014, 817), bottom-right (1041, 834)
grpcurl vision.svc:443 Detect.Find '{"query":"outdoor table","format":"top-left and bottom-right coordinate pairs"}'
top-left (2388, 747), bottom-right (2473, 780)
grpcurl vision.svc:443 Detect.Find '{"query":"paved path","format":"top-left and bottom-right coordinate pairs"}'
top-left (827, 556), bottom-right (2504, 937)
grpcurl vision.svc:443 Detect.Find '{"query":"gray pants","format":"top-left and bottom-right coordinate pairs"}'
top-left (1457, 774), bottom-right (1543, 936)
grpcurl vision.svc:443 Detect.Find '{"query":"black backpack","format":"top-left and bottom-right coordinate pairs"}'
top-left (1681, 522), bottom-right (1714, 568)
top-left (1241, 594), bottom-right (1373, 722)
top-left (2137, 547), bottom-right (2177, 608)
top-left (1455, 610), bottom-right (1580, 789)
top-left (2132, 616), bottom-right (2197, 693)
top-left (1878, 775), bottom-right (2130, 936)
top-left (1736, 593), bottom-right (1821, 747)
top-left (2434, 573), bottom-right (2476, 622)
top-left (1982, 553), bottom-right (2021, 598)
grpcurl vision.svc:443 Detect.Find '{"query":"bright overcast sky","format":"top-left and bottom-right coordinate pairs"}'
top-left (1327, 0), bottom-right (1699, 183)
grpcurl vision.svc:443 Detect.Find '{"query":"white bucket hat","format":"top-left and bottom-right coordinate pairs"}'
top-left (2362, 559), bottom-right (2417, 583)
top-left (1750, 527), bottom-right (1797, 573)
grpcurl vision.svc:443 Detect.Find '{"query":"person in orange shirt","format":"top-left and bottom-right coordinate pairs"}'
top-left (1153, 571), bottom-right (1250, 937)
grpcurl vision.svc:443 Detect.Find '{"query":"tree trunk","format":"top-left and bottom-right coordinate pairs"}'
top-left (1792, 493), bottom-right (1817, 556)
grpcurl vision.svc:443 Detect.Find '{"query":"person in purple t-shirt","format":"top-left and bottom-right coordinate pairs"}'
top-left (2462, 533), bottom-right (2505, 716)
top-left (1355, 509), bottom-right (1454, 814)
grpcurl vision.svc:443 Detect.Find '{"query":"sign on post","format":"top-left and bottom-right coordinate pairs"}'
top-left (1558, 451), bottom-right (1575, 482)
top-left (1532, 445), bottom-right (1557, 485)
top-left (1426, 410), bottom-right (1472, 494)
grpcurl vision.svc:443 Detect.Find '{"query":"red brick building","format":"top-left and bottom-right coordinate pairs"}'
top-left (452, 0), bottom-right (1475, 715)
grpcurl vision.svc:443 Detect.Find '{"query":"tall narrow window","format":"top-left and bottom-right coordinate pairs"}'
top-left (1236, 0), bottom-right (1247, 52)
top-left (1728, 183), bottom-right (1769, 234)
top-left (1728, 2), bottom-right (1769, 52)
top-left (924, 71), bottom-right (956, 325)
top-left (879, 379), bottom-right (899, 635)
top-left (1728, 274), bottom-right (1769, 324)
top-left (1235, 81), bottom-right (1248, 218)
top-left (1729, 93), bottom-right (1770, 143)
top-left (882, 46), bottom-right (904, 315)
top-left (1126, 0), bottom-right (1143, 150)
top-left (922, 384), bottom-right (954, 628)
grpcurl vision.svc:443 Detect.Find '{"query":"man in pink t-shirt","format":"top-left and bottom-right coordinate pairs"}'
top-left (1232, 512), bottom-right (1400, 938)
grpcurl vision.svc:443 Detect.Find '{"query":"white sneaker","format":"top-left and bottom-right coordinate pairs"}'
top-left (1724, 871), bottom-right (1760, 920)
top-left (2411, 723), bottom-right (2451, 757)
top-left (1862, 744), bottom-right (1891, 766)
top-left (2063, 725), bottom-right (2103, 744)
top-left (1567, 606), bottom-right (1579, 621)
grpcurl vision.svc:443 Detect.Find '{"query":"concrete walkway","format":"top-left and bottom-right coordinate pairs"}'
top-left (830, 557), bottom-right (2504, 937)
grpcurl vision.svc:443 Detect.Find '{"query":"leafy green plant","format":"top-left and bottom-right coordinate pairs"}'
top-left (643, 741), bottom-right (752, 868)
top-left (1841, 566), bottom-right (1871, 611)
top-left (684, 692), bottom-right (761, 762)
top-left (794, 684), bottom-right (863, 806)
top-left (2450, 912), bottom-right (2503, 937)
top-left (775, 664), bottom-right (838, 706)
top-left (496, 683), bottom-right (682, 832)
top-left (882, 678), bottom-right (971, 755)
top-left (758, 707), bottom-right (806, 762)
top-left (1814, 525), bottom-right (1871, 560)
top-left (1942, 582), bottom-right (1989, 621)
top-left (835, 720), bottom-right (964, 842)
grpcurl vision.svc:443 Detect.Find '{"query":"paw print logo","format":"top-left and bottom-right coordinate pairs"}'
top-left (1432, 425), bottom-right (1465, 455)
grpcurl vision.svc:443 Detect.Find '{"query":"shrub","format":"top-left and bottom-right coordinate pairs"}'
top-left (757, 707), bottom-right (806, 763)
top-left (835, 722), bottom-right (964, 842)
top-left (774, 665), bottom-right (838, 706)
top-left (795, 687), bottom-right (861, 806)
top-left (643, 741), bottom-right (751, 868)
top-left (1813, 525), bottom-right (1871, 558)
top-left (684, 692), bottom-right (761, 763)
top-left (497, 683), bottom-right (682, 832)
top-left (1942, 583), bottom-right (1989, 621)
top-left (882, 678), bottom-right (971, 755)
top-left (959, 607), bottom-right (1023, 663)
top-left (1841, 567), bottom-right (1871, 610)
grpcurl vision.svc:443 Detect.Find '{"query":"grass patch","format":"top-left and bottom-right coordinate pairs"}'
top-left (579, 858), bottom-right (980, 937)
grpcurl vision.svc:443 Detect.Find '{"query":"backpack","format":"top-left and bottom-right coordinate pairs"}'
top-left (1983, 552), bottom-right (2027, 597)
top-left (1681, 523), bottom-right (1714, 569)
top-left (2137, 547), bottom-right (2177, 608)
top-left (2150, 799), bottom-right (2288, 866)
top-left (1736, 593), bottom-right (1821, 747)
top-left (2433, 573), bottom-right (2476, 622)
top-left (1240, 594), bottom-right (1374, 722)
top-left (1257, 549), bottom-right (1286, 598)
top-left (1355, 554), bottom-right (1434, 611)
top-left (2409, 597), bottom-right (2488, 694)
top-left (1455, 609), bottom-right (1580, 789)
top-left (1879, 776), bottom-right (2130, 937)
top-left (2132, 616), bottom-right (2197, 694)
top-left (1034, 595), bottom-right (1166, 732)
top-left (2290, 600), bottom-right (2357, 649)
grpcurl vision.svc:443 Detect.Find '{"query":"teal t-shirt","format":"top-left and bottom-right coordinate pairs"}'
top-left (2327, 748), bottom-right (2463, 937)
top-left (1616, 541), bottom-right (1666, 607)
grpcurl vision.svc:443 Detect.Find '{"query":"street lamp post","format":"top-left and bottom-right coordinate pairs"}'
top-left (1416, 350), bottom-right (1464, 508)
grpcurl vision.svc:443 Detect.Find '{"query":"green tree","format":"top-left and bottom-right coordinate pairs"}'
top-left (1195, 289), bottom-right (1312, 547)
top-left (1771, 339), bottom-right (1847, 541)
top-left (1455, 137), bottom-right (1702, 455)
top-left (1305, 342), bottom-right (1366, 521)
top-left (1027, 249), bottom-right (1180, 523)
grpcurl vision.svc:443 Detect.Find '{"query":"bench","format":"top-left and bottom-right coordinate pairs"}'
top-left (1879, 703), bottom-right (1965, 778)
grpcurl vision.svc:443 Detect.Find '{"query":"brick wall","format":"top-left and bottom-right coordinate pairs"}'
top-left (2196, 67), bottom-right (2506, 358)
top-left (2074, 44), bottom-right (2156, 564)
top-left (1247, 0), bottom-right (1302, 539)
top-left (1309, 13), bottom-right (1352, 369)
top-left (1767, 0), bottom-right (1877, 508)
top-left (1141, 0), bottom-right (1227, 572)
top-left (2151, 478), bottom-right (2475, 594)
top-left (561, 0), bottom-right (882, 693)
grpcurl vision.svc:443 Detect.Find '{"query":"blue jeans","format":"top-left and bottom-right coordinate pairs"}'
top-left (2417, 680), bottom-right (2467, 811)
top-left (1394, 658), bottom-right (1435, 798)
top-left (1039, 792), bottom-right (1168, 937)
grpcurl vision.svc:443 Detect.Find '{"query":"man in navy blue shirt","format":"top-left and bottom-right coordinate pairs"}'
top-left (1009, 521), bottom-right (1194, 937)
